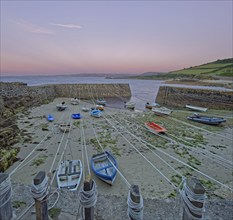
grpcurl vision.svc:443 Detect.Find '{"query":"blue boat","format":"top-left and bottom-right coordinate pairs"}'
top-left (47, 115), bottom-right (54, 122)
top-left (90, 109), bottom-right (102, 118)
top-left (91, 151), bottom-right (118, 185)
top-left (187, 114), bottom-right (226, 125)
top-left (71, 113), bottom-right (81, 119)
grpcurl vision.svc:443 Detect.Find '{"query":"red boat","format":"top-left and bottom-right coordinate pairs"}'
top-left (145, 122), bottom-right (167, 133)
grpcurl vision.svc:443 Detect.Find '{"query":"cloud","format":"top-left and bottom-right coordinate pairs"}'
top-left (49, 23), bottom-right (82, 29)
top-left (15, 20), bottom-right (54, 34)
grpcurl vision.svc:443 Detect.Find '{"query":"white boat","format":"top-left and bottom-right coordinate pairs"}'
top-left (152, 107), bottom-right (172, 116)
top-left (145, 102), bottom-right (160, 109)
top-left (56, 102), bottom-right (67, 111)
top-left (82, 106), bottom-right (89, 112)
top-left (185, 104), bottom-right (208, 112)
top-left (125, 101), bottom-right (135, 110)
top-left (96, 98), bottom-right (106, 106)
top-left (70, 98), bottom-right (80, 105)
top-left (59, 123), bottom-right (71, 132)
top-left (56, 159), bottom-right (82, 191)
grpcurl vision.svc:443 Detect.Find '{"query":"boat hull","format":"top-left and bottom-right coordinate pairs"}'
top-left (56, 160), bottom-right (82, 191)
top-left (145, 122), bottom-right (167, 133)
top-left (187, 115), bottom-right (226, 125)
top-left (91, 151), bottom-right (118, 185)
top-left (185, 105), bottom-right (208, 112)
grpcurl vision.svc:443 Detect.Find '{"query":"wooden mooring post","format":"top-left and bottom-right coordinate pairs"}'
top-left (84, 175), bottom-right (94, 220)
top-left (0, 173), bottom-right (13, 220)
top-left (129, 184), bottom-right (143, 220)
top-left (33, 171), bottom-right (49, 220)
top-left (182, 178), bottom-right (205, 220)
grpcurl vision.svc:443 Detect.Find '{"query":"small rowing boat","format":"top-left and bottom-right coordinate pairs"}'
top-left (90, 109), bottom-right (102, 118)
top-left (96, 98), bottom-right (106, 106)
top-left (56, 102), bottom-right (67, 111)
top-left (70, 98), bottom-right (80, 105)
top-left (82, 106), bottom-right (89, 112)
top-left (47, 115), bottom-right (54, 122)
top-left (56, 159), bottom-right (82, 191)
top-left (152, 107), bottom-right (172, 116)
top-left (145, 122), bottom-right (167, 133)
top-left (145, 102), bottom-right (160, 109)
top-left (125, 101), bottom-right (135, 110)
top-left (96, 105), bottom-right (104, 111)
top-left (187, 114), bottom-right (226, 125)
top-left (71, 113), bottom-right (81, 119)
top-left (59, 123), bottom-right (71, 132)
top-left (185, 104), bottom-right (208, 112)
top-left (91, 151), bottom-right (118, 185)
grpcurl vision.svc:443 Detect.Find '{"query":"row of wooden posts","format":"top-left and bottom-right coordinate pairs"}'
top-left (0, 171), bottom-right (205, 220)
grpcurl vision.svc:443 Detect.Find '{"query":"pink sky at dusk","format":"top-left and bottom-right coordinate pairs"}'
top-left (1, 1), bottom-right (232, 76)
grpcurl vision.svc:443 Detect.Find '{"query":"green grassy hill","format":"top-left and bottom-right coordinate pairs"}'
top-left (170, 58), bottom-right (233, 78)
top-left (135, 58), bottom-right (233, 80)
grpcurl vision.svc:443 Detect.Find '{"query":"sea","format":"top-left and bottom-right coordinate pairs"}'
top-left (1, 75), bottom-right (231, 110)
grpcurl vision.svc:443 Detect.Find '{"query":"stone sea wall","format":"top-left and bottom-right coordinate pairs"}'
top-left (0, 82), bottom-right (131, 171)
top-left (156, 86), bottom-right (233, 110)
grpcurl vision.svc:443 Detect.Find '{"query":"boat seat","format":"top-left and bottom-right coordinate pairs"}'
top-left (58, 166), bottom-right (68, 177)
top-left (60, 184), bottom-right (77, 189)
top-left (96, 164), bottom-right (114, 172)
top-left (59, 176), bottom-right (68, 181)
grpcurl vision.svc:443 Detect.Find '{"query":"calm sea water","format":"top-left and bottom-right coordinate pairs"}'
top-left (1, 75), bottom-right (231, 110)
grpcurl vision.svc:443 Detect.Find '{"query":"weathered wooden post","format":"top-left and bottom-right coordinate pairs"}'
top-left (84, 175), bottom-right (94, 220)
top-left (0, 173), bottom-right (13, 220)
top-left (182, 177), bottom-right (206, 220)
top-left (128, 184), bottom-right (143, 220)
top-left (31, 171), bottom-right (49, 220)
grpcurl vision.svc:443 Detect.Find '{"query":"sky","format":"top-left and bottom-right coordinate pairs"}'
top-left (1, 0), bottom-right (232, 76)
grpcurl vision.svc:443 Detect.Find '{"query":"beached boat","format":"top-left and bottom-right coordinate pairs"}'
top-left (185, 104), bottom-right (208, 112)
top-left (59, 123), bottom-right (71, 132)
top-left (91, 151), bottom-right (118, 185)
top-left (82, 106), bottom-right (89, 112)
top-left (145, 122), bottom-right (167, 133)
top-left (70, 98), bottom-right (80, 105)
top-left (152, 107), bottom-right (172, 116)
top-left (56, 159), bottom-right (82, 191)
top-left (145, 102), bottom-right (160, 109)
top-left (96, 105), bottom-right (104, 111)
top-left (56, 102), bottom-right (67, 111)
top-left (187, 114), bottom-right (226, 125)
top-left (71, 113), bottom-right (81, 119)
top-left (125, 101), bottom-right (135, 110)
top-left (90, 109), bottom-right (102, 118)
top-left (96, 98), bottom-right (106, 106)
top-left (47, 115), bottom-right (54, 122)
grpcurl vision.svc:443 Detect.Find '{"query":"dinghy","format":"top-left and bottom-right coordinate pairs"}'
top-left (59, 123), bottom-right (71, 132)
top-left (152, 107), bottom-right (172, 116)
top-left (96, 105), bottom-right (104, 111)
top-left (71, 113), bottom-right (81, 119)
top-left (145, 122), bottom-right (167, 133)
top-left (70, 98), bottom-right (80, 105)
top-left (91, 151), bottom-right (118, 185)
top-left (187, 114), bottom-right (226, 125)
top-left (185, 104), bottom-right (208, 112)
top-left (90, 109), bottom-right (102, 118)
top-left (56, 159), bottom-right (82, 191)
top-left (125, 101), bottom-right (135, 110)
top-left (96, 98), bottom-right (106, 106)
top-left (56, 102), bottom-right (67, 111)
top-left (47, 115), bottom-right (54, 122)
top-left (145, 102), bottom-right (160, 109)
top-left (82, 106), bottom-right (89, 112)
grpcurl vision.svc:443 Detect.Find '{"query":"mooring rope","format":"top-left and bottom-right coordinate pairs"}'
top-left (179, 177), bottom-right (206, 220)
top-left (127, 190), bottom-right (144, 220)
top-left (0, 176), bottom-right (12, 209)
